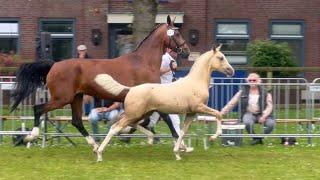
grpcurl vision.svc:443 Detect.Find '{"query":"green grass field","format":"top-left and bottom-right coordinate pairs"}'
top-left (1, 119), bottom-right (320, 180)
top-left (1, 141), bottom-right (320, 179)
top-left (2, 106), bottom-right (320, 179)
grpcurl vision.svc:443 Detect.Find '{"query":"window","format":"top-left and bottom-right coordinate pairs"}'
top-left (0, 20), bottom-right (19, 54)
top-left (109, 24), bottom-right (133, 58)
top-left (40, 20), bottom-right (75, 61)
top-left (215, 21), bottom-right (250, 64)
top-left (270, 21), bottom-right (304, 66)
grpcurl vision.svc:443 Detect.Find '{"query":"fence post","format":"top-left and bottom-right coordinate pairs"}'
top-left (0, 83), bottom-right (3, 144)
top-left (267, 71), bottom-right (273, 91)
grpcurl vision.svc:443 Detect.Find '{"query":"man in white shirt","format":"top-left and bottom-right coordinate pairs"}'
top-left (160, 48), bottom-right (177, 83)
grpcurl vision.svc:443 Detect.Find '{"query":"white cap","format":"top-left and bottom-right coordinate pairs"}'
top-left (77, 45), bottom-right (87, 51)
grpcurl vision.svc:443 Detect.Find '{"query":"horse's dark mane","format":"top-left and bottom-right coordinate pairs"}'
top-left (132, 23), bottom-right (164, 52)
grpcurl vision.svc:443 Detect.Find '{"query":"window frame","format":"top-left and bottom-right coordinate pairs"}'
top-left (214, 20), bottom-right (251, 65)
top-left (269, 20), bottom-right (305, 66)
top-left (39, 18), bottom-right (76, 59)
top-left (0, 18), bottom-right (20, 54)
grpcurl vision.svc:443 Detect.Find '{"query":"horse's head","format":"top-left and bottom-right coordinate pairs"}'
top-left (210, 44), bottom-right (235, 77)
top-left (164, 15), bottom-right (190, 58)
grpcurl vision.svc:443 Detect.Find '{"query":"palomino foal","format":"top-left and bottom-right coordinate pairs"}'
top-left (95, 45), bottom-right (234, 161)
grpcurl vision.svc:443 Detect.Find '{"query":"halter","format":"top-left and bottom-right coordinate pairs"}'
top-left (167, 27), bottom-right (187, 54)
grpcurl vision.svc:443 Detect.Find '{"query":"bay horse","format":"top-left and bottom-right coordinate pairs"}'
top-left (94, 45), bottom-right (234, 161)
top-left (11, 15), bottom-right (190, 151)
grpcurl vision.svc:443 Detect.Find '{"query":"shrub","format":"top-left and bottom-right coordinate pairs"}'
top-left (246, 40), bottom-right (297, 77)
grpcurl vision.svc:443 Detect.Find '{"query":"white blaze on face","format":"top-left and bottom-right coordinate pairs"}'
top-left (94, 74), bottom-right (128, 96)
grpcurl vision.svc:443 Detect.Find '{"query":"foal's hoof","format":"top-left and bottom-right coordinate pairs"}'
top-left (96, 152), bottom-right (103, 162)
top-left (175, 153), bottom-right (182, 161)
top-left (92, 144), bottom-right (99, 153)
top-left (147, 138), bottom-right (154, 146)
top-left (209, 136), bottom-right (217, 142)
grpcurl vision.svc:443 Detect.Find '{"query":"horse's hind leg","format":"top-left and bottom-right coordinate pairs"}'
top-left (25, 100), bottom-right (67, 142)
top-left (173, 114), bottom-right (195, 160)
top-left (71, 93), bottom-right (99, 152)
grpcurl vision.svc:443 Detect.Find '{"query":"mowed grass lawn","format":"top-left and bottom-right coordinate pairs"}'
top-left (2, 106), bottom-right (320, 179)
top-left (1, 140), bottom-right (320, 180)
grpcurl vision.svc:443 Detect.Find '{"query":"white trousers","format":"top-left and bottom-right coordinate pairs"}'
top-left (149, 111), bottom-right (181, 136)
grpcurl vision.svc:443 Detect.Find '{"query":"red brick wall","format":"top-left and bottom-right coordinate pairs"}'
top-left (206, 0), bottom-right (320, 79)
top-left (1, 0), bottom-right (319, 79)
top-left (0, 0), bottom-right (108, 60)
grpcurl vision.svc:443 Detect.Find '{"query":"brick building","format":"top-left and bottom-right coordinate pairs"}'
top-left (0, 0), bottom-right (319, 78)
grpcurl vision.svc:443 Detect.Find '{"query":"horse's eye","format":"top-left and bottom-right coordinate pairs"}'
top-left (219, 57), bottom-right (224, 61)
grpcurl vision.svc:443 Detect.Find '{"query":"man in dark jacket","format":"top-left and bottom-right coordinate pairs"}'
top-left (221, 73), bottom-right (275, 145)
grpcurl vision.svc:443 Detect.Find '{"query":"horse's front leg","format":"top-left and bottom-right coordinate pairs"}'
top-left (173, 114), bottom-right (194, 160)
top-left (71, 94), bottom-right (99, 152)
top-left (195, 103), bottom-right (222, 141)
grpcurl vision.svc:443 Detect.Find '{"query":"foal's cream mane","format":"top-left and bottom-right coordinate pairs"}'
top-left (189, 50), bottom-right (214, 74)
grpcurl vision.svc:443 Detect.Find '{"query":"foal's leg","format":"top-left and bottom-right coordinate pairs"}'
top-left (71, 93), bottom-right (99, 152)
top-left (135, 125), bottom-right (154, 145)
top-left (173, 114), bottom-right (195, 160)
top-left (25, 100), bottom-right (68, 142)
top-left (195, 103), bottom-right (222, 141)
top-left (97, 116), bottom-right (132, 162)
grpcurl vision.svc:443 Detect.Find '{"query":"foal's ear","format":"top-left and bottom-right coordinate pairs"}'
top-left (167, 15), bottom-right (172, 26)
top-left (213, 44), bottom-right (222, 53)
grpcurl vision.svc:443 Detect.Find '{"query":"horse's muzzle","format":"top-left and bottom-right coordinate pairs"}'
top-left (177, 48), bottom-right (190, 59)
top-left (225, 67), bottom-right (235, 77)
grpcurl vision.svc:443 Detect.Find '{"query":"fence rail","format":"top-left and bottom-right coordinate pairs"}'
top-left (1, 76), bottom-right (320, 148)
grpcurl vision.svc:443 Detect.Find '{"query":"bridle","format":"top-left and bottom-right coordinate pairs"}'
top-left (167, 27), bottom-right (187, 54)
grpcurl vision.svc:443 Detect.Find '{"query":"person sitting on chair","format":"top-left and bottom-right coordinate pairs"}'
top-left (88, 100), bottom-right (123, 142)
top-left (220, 73), bottom-right (275, 145)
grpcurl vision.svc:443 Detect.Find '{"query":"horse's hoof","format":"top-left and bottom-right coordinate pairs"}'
top-left (92, 144), bottom-right (99, 153)
top-left (97, 152), bottom-right (103, 162)
top-left (31, 127), bottom-right (40, 136)
top-left (147, 138), bottom-right (154, 146)
top-left (209, 136), bottom-right (217, 142)
top-left (24, 135), bottom-right (36, 142)
top-left (175, 153), bottom-right (182, 161)
top-left (180, 147), bottom-right (194, 153)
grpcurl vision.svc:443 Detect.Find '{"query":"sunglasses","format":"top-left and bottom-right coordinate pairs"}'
top-left (248, 79), bottom-right (257, 83)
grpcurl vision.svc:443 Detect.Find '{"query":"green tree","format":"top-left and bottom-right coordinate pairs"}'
top-left (132, 0), bottom-right (158, 48)
top-left (246, 40), bottom-right (297, 77)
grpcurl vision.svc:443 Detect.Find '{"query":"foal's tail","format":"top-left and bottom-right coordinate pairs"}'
top-left (10, 60), bottom-right (55, 112)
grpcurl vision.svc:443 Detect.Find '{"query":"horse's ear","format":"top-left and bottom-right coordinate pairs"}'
top-left (172, 16), bottom-right (176, 25)
top-left (167, 15), bottom-right (172, 26)
top-left (213, 44), bottom-right (222, 53)
top-left (217, 44), bottom-right (222, 51)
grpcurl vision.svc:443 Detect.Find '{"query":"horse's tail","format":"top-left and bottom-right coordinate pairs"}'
top-left (10, 60), bottom-right (55, 112)
top-left (94, 74), bottom-right (130, 98)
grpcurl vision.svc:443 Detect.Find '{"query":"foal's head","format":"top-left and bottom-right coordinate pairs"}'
top-left (209, 44), bottom-right (235, 77)
top-left (163, 15), bottom-right (190, 58)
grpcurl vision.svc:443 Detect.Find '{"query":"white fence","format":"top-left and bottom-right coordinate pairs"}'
top-left (1, 77), bottom-right (320, 147)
